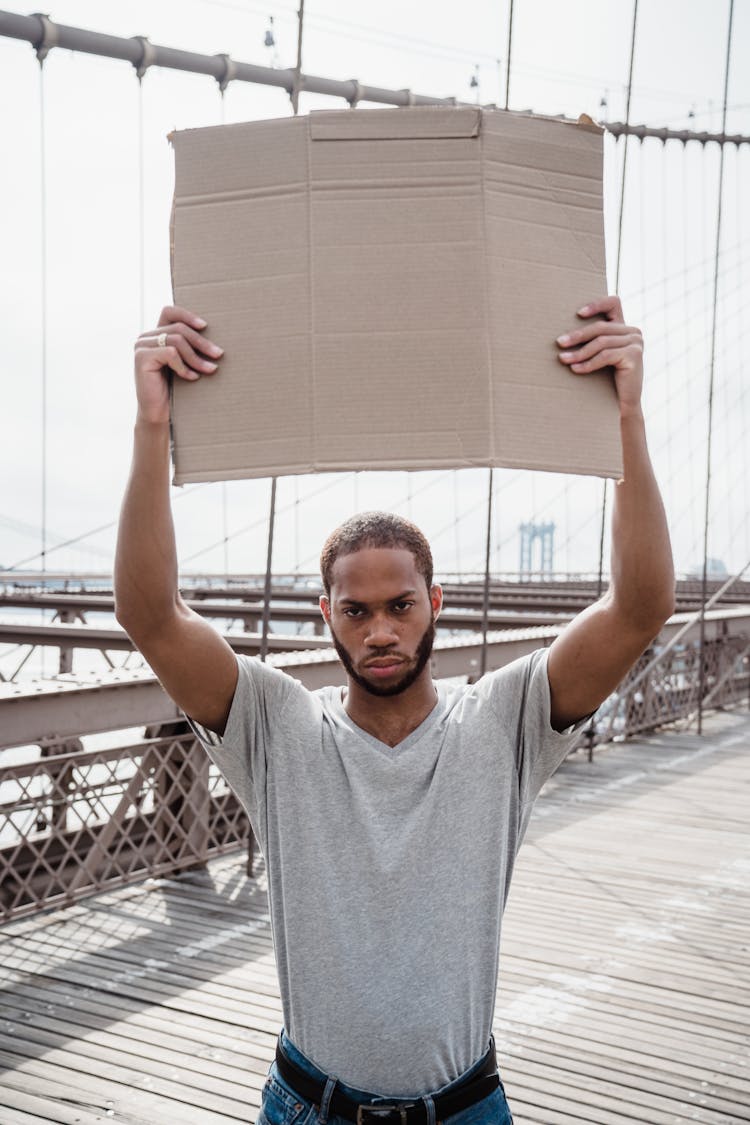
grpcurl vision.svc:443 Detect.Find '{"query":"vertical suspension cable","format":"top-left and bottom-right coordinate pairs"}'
top-left (260, 0), bottom-right (307, 655)
top-left (596, 0), bottom-right (639, 596)
top-left (615, 0), bottom-right (639, 294)
top-left (294, 477), bottom-right (300, 574)
top-left (682, 142), bottom-right (698, 554)
top-left (504, 0), bottom-right (514, 110)
top-left (259, 478), bottom-right (278, 662)
top-left (222, 485), bottom-right (229, 579)
top-left (137, 77), bottom-right (146, 330)
top-left (738, 146), bottom-right (749, 566)
top-left (480, 468), bottom-right (494, 677)
top-left (453, 471), bottom-right (461, 577)
top-left (38, 60), bottom-right (48, 673)
top-left (661, 142), bottom-right (674, 500)
top-left (217, 85), bottom-right (229, 577)
top-left (291, 0), bottom-right (305, 115)
top-left (698, 0), bottom-right (735, 734)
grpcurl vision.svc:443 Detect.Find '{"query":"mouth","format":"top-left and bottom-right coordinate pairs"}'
top-left (364, 658), bottom-right (405, 678)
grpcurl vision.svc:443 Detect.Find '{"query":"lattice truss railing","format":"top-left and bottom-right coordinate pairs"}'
top-left (583, 632), bottom-right (750, 750)
top-left (1, 634), bottom-right (748, 924)
top-left (0, 734), bottom-right (249, 922)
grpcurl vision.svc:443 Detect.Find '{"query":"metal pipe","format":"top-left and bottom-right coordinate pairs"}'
top-left (604, 120), bottom-right (749, 146)
top-left (0, 12), bottom-right (457, 105)
top-left (1, 12), bottom-right (746, 143)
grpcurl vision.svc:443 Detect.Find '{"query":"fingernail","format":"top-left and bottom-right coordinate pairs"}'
top-left (557, 334), bottom-right (571, 346)
top-left (204, 361), bottom-right (218, 371)
top-left (194, 317), bottom-right (208, 328)
top-left (577, 306), bottom-right (591, 316)
top-left (559, 351), bottom-right (573, 360)
top-left (209, 345), bottom-right (223, 357)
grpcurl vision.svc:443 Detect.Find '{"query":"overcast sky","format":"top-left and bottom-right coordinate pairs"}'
top-left (1, 0), bottom-right (748, 581)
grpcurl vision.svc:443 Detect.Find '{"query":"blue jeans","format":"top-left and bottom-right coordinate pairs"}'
top-left (257, 1031), bottom-right (514, 1125)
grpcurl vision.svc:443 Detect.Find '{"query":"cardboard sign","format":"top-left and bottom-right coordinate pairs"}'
top-left (170, 107), bottom-right (621, 484)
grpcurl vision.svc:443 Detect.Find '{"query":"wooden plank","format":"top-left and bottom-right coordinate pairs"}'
top-left (0, 1083), bottom-right (121, 1125)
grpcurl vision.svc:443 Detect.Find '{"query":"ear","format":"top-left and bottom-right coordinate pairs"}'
top-left (319, 594), bottom-right (331, 625)
top-left (430, 584), bottom-right (443, 619)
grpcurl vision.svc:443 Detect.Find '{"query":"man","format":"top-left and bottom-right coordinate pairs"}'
top-left (115, 295), bottom-right (674, 1124)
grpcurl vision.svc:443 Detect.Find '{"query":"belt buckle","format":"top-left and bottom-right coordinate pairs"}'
top-left (356, 1104), bottom-right (412, 1125)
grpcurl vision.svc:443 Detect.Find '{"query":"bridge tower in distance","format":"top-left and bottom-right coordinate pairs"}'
top-left (519, 521), bottom-right (555, 577)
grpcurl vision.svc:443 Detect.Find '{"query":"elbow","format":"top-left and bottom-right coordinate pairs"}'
top-left (114, 597), bottom-right (140, 642)
top-left (635, 587), bottom-right (676, 639)
top-left (609, 583), bottom-right (675, 642)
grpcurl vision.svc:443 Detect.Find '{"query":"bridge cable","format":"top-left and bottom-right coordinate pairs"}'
top-left (36, 51), bottom-right (49, 674)
top-left (595, 0), bottom-right (639, 599)
top-left (480, 0), bottom-right (515, 671)
top-left (504, 0), bottom-right (514, 110)
top-left (260, 0), bottom-right (305, 662)
top-left (698, 0), bottom-right (735, 734)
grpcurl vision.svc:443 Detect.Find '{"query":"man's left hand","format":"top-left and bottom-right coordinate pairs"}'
top-left (556, 295), bottom-right (643, 417)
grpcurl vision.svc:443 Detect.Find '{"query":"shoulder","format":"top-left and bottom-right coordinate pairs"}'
top-left (476, 648), bottom-right (548, 710)
top-left (435, 649), bottom-right (547, 728)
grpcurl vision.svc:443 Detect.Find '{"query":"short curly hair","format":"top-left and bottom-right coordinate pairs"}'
top-left (320, 511), bottom-right (433, 595)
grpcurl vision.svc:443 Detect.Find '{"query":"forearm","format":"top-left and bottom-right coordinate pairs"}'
top-left (114, 419), bottom-right (182, 637)
top-left (609, 406), bottom-right (675, 629)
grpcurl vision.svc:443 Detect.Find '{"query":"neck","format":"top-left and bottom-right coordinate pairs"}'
top-left (343, 670), bottom-right (438, 748)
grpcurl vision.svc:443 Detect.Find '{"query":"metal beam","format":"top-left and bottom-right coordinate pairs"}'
top-left (0, 621), bottom-right (331, 653)
top-left (0, 594), bottom-right (569, 631)
top-left (2, 608), bottom-right (747, 749)
top-left (2, 579), bottom-right (747, 616)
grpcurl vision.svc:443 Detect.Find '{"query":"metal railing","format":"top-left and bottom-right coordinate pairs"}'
top-left (1, 630), bottom-right (748, 924)
top-left (0, 728), bottom-right (250, 922)
top-left (580, 632), bottom-right (750, 757)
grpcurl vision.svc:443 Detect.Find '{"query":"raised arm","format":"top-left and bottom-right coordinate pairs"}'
top-left (114, 306), bottom-right (238, 735)
top-left (546, 296), bottom-right (675, 731)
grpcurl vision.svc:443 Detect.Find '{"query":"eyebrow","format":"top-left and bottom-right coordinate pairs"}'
top-left (337, 589), bottom-right (418, 607)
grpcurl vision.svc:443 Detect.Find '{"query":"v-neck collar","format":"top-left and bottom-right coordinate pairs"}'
top-left (328, 683), bottom-right (446, 757)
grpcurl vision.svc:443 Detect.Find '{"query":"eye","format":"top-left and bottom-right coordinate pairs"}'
top-left (343, 606), bottom-right (364, 618)
top-left (392, 601), bottom-right (414, 613)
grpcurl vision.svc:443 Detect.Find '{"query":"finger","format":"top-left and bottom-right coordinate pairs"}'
top-left (143, 327), bottom-right (222, 369)
top-left (135, 343), bottom-right (201, 381)
top-left (159, 333), bottom-right (218, 376)
top-left (576, 295), bottom-right (624, 323)
top-left (557, 321), bottom-right (636, 348)
top-left (558, 333), bottom-right (642, 365)
top-left (157, 305), bottom-right (208, 331)
top-left (567, 345), bottom-right (641, 374)
top-left (165, 322), bottom-right (223, 358)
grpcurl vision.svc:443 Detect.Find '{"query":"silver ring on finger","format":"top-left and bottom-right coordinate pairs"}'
top-left (157, 332), bottom-right (168, 348)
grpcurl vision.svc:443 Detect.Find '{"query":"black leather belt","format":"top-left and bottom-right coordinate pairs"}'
top-left (274, 1037), bottom-right (500, 1125)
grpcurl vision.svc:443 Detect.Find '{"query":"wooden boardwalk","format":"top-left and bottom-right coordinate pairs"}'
top-left (1, 711), bottom-right (748, 1125)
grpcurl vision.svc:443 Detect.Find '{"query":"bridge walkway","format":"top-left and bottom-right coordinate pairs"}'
top-left (1, 711), bottom-right (748, 1125)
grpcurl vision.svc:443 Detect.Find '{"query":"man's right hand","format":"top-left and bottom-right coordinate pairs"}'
top-left (134, 305), bottom-right (224, 424)
top-left (118, 304), bottom-right (237, 736)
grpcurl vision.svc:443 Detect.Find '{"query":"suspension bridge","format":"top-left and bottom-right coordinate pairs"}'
top-left (0, 3), bottom-right (749, 1123)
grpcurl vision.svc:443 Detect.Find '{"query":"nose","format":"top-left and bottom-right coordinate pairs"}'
top-left (364, 612), bottom-right (399, 649)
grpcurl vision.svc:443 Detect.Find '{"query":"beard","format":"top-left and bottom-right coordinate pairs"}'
top-left (330, 620), bottom-right (436, 698)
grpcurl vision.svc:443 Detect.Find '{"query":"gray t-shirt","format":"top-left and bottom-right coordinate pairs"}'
top-left (191, 646), bottom-right (582, 1097)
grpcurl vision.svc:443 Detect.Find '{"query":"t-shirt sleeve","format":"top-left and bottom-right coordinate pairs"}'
top-left (514, 647), bottom-right (590, 808)
top-left (185, 654), bottom-right (297, 828)
top-left (487, 647), bottom-right (590, 813)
